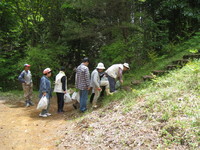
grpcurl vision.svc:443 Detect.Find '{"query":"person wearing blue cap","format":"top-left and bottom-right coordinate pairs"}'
top-left (18, 64), bottom-right (34, 107)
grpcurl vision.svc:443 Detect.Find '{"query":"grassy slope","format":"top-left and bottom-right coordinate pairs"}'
top-left (58, 60), bottom-right (199, 150)
top-left (59, 33), bottom-right (200, 149)
top-left (126, 60), bottom-right (200, 148)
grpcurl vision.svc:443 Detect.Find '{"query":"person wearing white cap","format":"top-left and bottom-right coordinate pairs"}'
top-left (38, 68), bottom-right (52, 117)
top-left (105, 63), bottom-right (130, 93)
top-left (18, 64), bottom-right (33, 107)
top-left (90, 63), bottom-right (106, 108)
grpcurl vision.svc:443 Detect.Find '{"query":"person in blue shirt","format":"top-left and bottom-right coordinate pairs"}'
top-left (18, 64), bottom-right (34, 107)
top-left (39, 68), bottom-right (52, 117)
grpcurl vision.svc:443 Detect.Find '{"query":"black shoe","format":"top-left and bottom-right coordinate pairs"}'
top-left (57, 110), bottom-right (64, 114)
top-left (25, 100), bottom-right (30, 107)
top-left (28, 100), bottom-right (34, 106)
top-left (80, 109), bottom-right (87, 113)
top-left (73, 104), bottom-right (77, 109)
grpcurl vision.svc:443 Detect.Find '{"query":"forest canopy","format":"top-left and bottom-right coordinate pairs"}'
top-left (0, 0), bottom-right (200, 90)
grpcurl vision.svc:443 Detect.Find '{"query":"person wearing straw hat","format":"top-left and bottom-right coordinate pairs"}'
top-left (38, 68), bottom-right (52, 117)
top-left (105, 63), bottom-right (130, 93)
top-left (18, 64), bottom-right (34, 107)
top-left (90, 62), bottom-right (106, 108)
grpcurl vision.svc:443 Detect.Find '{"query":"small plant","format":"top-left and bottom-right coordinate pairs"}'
top-left (161, 112), bottom-right (170, 122)
top-left (148, 50), bottom-right (159, 62)
top-left (189, 48), bottom-right (198, 54)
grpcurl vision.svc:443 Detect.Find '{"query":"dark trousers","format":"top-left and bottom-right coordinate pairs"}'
top-left (100, 86), bottom-right (106, 97)
top-left (90, 93), bottom-right (95, 104)
top-left (107, 75), bottom-right (116, 92)
top-left (56, 93), bottom-right (64, 112)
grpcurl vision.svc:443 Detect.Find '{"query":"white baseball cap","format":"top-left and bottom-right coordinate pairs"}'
top-left (43, 68), bottom-right (52, 74)
top-left (96, 63), bottom-right (105, 69)
top-left (123, 63), bottom-right (130, 69)
top-left (24, 64), bottom-right (31, 67)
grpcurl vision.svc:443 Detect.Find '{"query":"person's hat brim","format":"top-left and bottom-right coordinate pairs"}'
top-left (43, 68), bottom-right (52, 74)
top-left (24, 64), bottom-right (31, 67)
top-left (123, 63), bottom-right (130, 69)
top-left (96, 67), bottom-right (105, 69)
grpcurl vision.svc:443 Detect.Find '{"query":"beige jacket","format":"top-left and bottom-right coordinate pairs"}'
top-left (105, 64), bottom-right (123, 79)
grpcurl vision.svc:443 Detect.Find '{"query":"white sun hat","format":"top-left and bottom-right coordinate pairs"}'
top-left (96, 62), bottom-right (105, 69)
top-left (123, 63), bottom-right (130, 69)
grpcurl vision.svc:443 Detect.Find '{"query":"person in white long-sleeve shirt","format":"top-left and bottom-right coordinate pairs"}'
top-left (90, 63), bottom-right (105, 108)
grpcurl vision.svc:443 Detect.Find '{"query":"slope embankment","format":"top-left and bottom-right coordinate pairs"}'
top-left (58, 60), bottom-right (200, 150)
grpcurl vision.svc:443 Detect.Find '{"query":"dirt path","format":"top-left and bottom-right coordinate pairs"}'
top-left (0, 97), bottom-right (78, 150)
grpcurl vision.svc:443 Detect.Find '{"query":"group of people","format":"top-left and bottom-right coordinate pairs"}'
top-left (18, 58), bottom-right (130, 117)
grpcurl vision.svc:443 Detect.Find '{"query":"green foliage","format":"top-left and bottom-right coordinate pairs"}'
top-left (100, 40), bottom-right (127, 65)
top-left (147, 50), bottom-right (159, 62)
top-left (184, 32), bottom-right (200, 50)
top-left (1, 0), bottom-right (200, 90)
top-left (100, 32), bottom-right (144, 67)
top-left (189, 49), bottom-right (198, 54)
top-left (21, 46), bottom-right (60, 73)
top-left (161, 43), bottom-right (176, 55)
top-left (18, 44), bottom-right (72, 87)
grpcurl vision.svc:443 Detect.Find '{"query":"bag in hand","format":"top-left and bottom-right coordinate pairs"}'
top-left (37, 96), bottom-right (48, 110)
top-left (71, 92), bottom-right (80, 103)
top-left (64, 93), bottom-right (72, 103)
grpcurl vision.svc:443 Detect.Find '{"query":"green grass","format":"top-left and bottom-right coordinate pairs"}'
top-left (97, 57), bottom-right (199, 149)
top-left (116, 60), bottom-right (200, 148)
top-left (0, 90), bottom-right (39, 102)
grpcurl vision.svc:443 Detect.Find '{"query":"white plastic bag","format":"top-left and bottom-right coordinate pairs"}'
top-left (71, 92), bottom-right (80, 103)
top-left (64, 93), bottom-right (72, 103)
top-left (37, 96), bottom-right (48, 110)
top-left (71, 92), bottom-right (77, 100)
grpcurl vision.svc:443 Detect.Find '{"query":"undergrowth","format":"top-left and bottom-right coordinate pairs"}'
top-left (125, 32), bottom-right (200, 82)
top-left (103, 60), bottom-right (200, 149)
